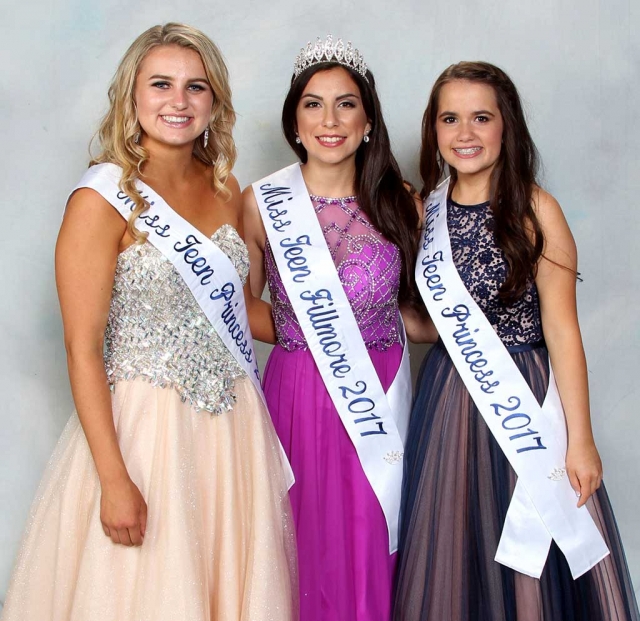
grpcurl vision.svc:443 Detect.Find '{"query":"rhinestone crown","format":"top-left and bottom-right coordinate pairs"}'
top-left (293, 34), bottom-right (369, 82)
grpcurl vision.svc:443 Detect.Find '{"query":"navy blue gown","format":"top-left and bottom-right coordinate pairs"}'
top-left (394, 198), bottom-right (639, 621)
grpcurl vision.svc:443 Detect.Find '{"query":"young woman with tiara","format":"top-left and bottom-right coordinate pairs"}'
top-left (394, 61), bottom-right (639, 621)
top-left (1, 23), bottom-right (297, 621)
top-left (243, 35), bottom-right (420, 621)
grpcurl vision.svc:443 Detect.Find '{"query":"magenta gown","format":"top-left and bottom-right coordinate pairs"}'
top-left (263, 194), bottom-right (403, 621)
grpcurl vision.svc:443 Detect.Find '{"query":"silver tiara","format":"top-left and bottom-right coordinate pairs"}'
top-left (293, 34), bottom-right (369, 82)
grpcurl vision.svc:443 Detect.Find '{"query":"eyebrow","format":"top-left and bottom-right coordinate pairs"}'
top-left (438, 109), bottom-right (495, 117)
top-left (148, 74), bottom-right (209, 83)
top-left (301, 92), bottom-right (361, 101)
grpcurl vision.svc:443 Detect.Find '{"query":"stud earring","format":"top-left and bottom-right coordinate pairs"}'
top-left (204, 128), bottom-right (209, 148)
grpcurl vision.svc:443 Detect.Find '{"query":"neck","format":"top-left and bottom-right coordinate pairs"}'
top-left (450, 171), bottom-right (492, 204)
top-left (139, 140), bottom-right (201, 185)
top-left (301, 159), bottom-right (357, 197)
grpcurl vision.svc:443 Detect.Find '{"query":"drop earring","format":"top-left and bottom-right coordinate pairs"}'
top-left (134, 132), bottom-right (140, 144)
top-left (204, 128), bottom-right (209, 148)
top-left (363, 134), bottom-right (370, 143)
top-left (295, 135), bottom-right (301, 144)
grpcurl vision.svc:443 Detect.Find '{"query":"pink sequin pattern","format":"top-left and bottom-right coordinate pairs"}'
top-left (265, 195), bottom-right (402, 351)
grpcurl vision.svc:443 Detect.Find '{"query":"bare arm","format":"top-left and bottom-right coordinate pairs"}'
top-left (400, 185), bottom-right (438, 343)
top-left (233, 182), bottom-right (275, 343)
top-left (56, 189), bottom-right (147, 545)
top-left (533, 189), bottom-right (602, 507)
top-left (242, 185), bottom-right (268, 298)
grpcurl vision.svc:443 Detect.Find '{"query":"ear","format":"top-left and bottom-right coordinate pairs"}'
top-left (365, 121), bottom-right (372, 136)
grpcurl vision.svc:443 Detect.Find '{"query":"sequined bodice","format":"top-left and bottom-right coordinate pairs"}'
top-left (265, 196), bottom-right (402, 351)
top-left (104, 224), bottom-right (250, 414)
top-left (449, 199), bottom-right (543, 346)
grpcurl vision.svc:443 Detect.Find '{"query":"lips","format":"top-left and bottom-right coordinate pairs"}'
top-left (453, 146), bottom-right (482, 157)
top-left (160, 115), bottom-right (193, 127)
top-left (316, 135), bottom-right (346, 147)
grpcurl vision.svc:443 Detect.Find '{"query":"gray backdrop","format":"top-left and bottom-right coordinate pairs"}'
top-left (1, 0), bottom-right (638, 606)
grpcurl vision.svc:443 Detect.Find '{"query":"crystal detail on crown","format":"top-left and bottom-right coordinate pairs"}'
top-left (293, 34), bottom-right (369, 82)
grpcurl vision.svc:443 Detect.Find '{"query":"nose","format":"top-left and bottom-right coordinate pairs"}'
top-left (456, 119), bottom-right (475, 142)
top-left (170, 89), bottom-right (188, 111)
top-left (322, 106), bottom-right (338, 128)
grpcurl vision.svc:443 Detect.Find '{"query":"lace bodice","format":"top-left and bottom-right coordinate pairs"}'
top-left (265, 196), bottom-right (403, 351)
top-left (104, 224), bottom-right (250, 414)
top-left (448, 199), bottom-right (543, 346)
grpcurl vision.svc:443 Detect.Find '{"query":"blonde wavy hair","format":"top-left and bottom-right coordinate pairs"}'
top-left (91, 23), bottom-right (237, 242)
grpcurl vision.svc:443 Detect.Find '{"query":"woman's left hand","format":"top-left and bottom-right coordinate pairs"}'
top-left (565, 439), bottom-right (603, 508)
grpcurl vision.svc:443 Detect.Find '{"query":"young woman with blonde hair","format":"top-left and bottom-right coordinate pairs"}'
top-left (1, 23), bottom-right (297, 621)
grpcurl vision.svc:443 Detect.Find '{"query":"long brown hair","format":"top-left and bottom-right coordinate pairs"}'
top-left (91, 23), bottom-right (236, 243)
top-left (282, 62), bottom-right (419, 305)
top-left (421, 61), bottom-right (543, 303)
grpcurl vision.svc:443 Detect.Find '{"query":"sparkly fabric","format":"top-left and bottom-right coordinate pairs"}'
top-left (448, 199), bottom-right (543, 346)
top-left (265, 195), bottom-right (402, 351)
top-left (105, 224), bottom-right (249, 414)
top-left (2, 223), bottom-right (299, 621)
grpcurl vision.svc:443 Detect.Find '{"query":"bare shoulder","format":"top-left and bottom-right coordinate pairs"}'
top-left (224, 172), bottom-right (242, 208)
top-left (531, 186), bottom-right (576, 269)
top-left (225, 172), bottom-right (241, 196)
top-left (64, 187), bottom-right (126, 232)
top-left (241, 184), bottom-right (258, 208)
top-left (532, 186), bottom-right (566, 225)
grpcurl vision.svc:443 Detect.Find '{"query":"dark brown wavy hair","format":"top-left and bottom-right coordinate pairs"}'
top-left (421, 61), bottom-right (544, 303)
top-left (282, 62), bottom-right (419, 305)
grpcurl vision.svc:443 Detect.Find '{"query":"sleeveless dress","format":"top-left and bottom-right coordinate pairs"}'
top-left (263, 195), bottom-right (403, 621)
top-left (394, 199), bottom-right (639, 621)
top-left (2, 224), bottom-right (298, 621)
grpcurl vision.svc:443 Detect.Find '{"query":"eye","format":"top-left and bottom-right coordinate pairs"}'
top-left (188, 83), bottom-right (208, 92)
top-left (338, 100), bottom-right (356, 108)
top-left (151, 81), bottom-right (170, 89)
top-left (441, 116), bottom-right (457, 124)
top-left (304, 101), bottom-right (321, 109)
top-left (475, 115), bottom-right (490, 123)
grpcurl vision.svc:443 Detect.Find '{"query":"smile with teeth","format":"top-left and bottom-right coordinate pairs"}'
top-left (453, 147), bottom-right (482, 156)
top-left (317, 135), bottom-right (346, 146)
top-left (161, 115), bottom-right (192, 124)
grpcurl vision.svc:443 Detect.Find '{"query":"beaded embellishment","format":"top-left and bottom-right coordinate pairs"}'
top-left (104, 224), bottom-right (249, 414)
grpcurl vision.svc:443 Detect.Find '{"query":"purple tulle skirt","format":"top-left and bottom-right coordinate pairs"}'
top-left (264, 343), bottom-right (402, 621)
top-left (394, 341), bottom-right (639, 621)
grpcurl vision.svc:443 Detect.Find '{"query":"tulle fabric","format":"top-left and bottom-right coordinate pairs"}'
top-left (264, 344), bottom-right (402, 621)
top-left (394, 342), bottom-right (639, 621)
top-left (2, 377), bottom-right (298, 621)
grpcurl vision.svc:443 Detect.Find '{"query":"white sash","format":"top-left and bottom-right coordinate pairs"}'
top-left (415, 177), bottom-right (609, 579)
top-left (72, 163), bottom-right (294, 487)
top-left (253, 163), bottom-right (411, 553)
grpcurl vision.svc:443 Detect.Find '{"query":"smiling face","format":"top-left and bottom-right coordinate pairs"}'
top-left (436, 80), bottom-right (504, 182)
top-left (295, 66), bottom-right (371, 168)
top-left (134, 44), bottom-right (214, 150)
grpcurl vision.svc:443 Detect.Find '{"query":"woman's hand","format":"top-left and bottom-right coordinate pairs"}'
top-left (100, 476), bottom-right (148, 546)
top-left (566, 439), bottom-right (603, 508)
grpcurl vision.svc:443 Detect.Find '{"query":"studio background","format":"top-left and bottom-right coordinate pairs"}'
top-left (1, 0), bottom-right (638, 606)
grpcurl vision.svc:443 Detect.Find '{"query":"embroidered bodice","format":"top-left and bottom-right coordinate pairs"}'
top-left (448, 199), bottom-right (543, 346)
top-left (265, 196), bottom-right (403, 351)
top-left (104, 224), bottom-right (250, 414)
